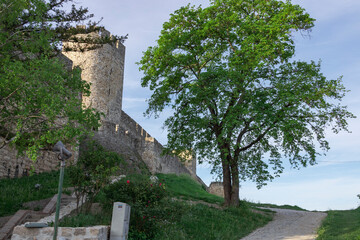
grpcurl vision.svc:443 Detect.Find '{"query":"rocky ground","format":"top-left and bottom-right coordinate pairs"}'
top-left (241, 208), bottom-right (327, 240)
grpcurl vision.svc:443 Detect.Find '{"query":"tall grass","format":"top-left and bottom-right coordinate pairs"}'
top-left (317, 207), bottom-right (360, 240)
top-left (0, 170), bottom-right (71, 217)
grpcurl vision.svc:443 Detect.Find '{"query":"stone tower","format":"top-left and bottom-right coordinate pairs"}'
top-left (62, 28), bottom-right (198, 179)
top-left (62, 29), bottom-right (125, 125)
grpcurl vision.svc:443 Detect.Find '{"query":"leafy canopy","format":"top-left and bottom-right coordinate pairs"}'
top-left (139, 0), bottom-right (355, 187)
top-left (0, 0), bottom-right (125, 160)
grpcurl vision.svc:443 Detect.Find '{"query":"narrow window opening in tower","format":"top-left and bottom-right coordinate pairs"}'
top-left (109, 88), bottom-right (111, 95)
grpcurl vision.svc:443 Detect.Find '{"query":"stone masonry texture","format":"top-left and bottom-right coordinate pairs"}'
top-left (0, 54), bottom-right (78, 179)
top-left (11, 226), bottom-right (109, 240)
top-left (208, 182), bottom-right (224, 198)
top-left (0, 139), bottom-right (76, 178)
top-left (62, 30), bottom-right (125, 124)
top-left (0, 28), bottom-right (197, 180)
top-left (62, 29), bottom-right (196, 177)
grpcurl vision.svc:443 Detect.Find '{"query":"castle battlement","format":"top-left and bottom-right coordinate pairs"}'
top-left (63, 30), bottom-right (125, 125)
top-left (0, 29), bottom-right (197, 179)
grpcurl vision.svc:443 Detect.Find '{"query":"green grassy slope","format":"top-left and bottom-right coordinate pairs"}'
top-left (156, 173), bottom-right (224, 204)
top-left (317, 207), bottom-right (360, 240)
top-left (250, 202), bottom-right (308, 211)
top-left (60, 173), bottom-right (272, 239)
top-left (0, 170), bottom-right (71, 217)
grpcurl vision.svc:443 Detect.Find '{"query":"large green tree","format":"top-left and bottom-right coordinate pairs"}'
top-left (0, 0), bottom-right (125, 160)
top-left (139, 0), bottom-right (355, 206)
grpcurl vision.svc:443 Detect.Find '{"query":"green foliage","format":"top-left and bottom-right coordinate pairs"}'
top-left (155, 203), bottom-right (272, 240)
top-left (157, 173), bottom-right (223, 204)
top-left (138, 0), bottom-right (355, 205)
top-left (0, 170), bottom-right (70, 217)
top-left (68, 141), bottom-right (124, 213)
top-left (102, 174), bottom-right (168, 239)
top-left (0, 0), bottom-right (126, 161)
top-left (59, 213), bottom-right (111, 227)
top-left (317, 207), bottom-right (360, 240)
top-left (60, 173), bottom-right (272, 240)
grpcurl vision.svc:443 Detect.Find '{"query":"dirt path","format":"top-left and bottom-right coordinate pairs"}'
top-left (241, 208), bottom-right (327, 240)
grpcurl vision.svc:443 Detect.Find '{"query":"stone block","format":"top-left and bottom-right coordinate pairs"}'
top-left (40, 227), bottom-right (53, 235)
top-left (11, 226), bottom-right (109, 240)
top-left (89, 227), bottom-right (99, 235)
top-left (73, 228), bottom-right (86, 236)
top-left (12, 226), bottom-right (41, 238)
top-left (208, 182), bottom-right (224, 198)
top-left (60, 227), bottom-right (73, 237)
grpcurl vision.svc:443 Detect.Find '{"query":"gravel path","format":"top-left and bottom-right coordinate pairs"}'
top-left (241, 208), bottom-right (327, 240)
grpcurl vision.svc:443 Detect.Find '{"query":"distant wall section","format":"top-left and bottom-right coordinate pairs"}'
top-left (1, 28), bottom-right (198, 181)
top-left (92, 111), bottom-right (196, 177)
top-left (208, 182), bottom-right (224, 198)
top-left (0, 138), bottom-right (77, 178)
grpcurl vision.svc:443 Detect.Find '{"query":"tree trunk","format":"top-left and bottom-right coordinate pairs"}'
top-left (217, 136), bottom-right (236, 206)
top-left (221, 155), bottom-right (240, 207)
top-left (221, 158), bottom-right (232, 206)
top-left (230, 160), bottom-right (240, 206)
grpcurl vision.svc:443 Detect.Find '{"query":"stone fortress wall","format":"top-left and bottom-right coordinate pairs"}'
top-left (0, 144), bottom-right (59, 178)
top-left (208, 182), bottom-right (224, 198)
top-left (93, 111), bottom-right (196, 177)
top-left (0, 139), bottom-right (78, 178)
top-left (0, 28), bottom-right (197, 179)
top-left (62, 28), bottom-right (125, 125)
top-left (0, 56), bottom-right (77, 179)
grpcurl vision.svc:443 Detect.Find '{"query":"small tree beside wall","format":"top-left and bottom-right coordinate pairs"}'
top-left (68, 141), bottom-right (125, 213)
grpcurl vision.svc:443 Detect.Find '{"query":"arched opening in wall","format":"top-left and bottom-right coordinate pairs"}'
top-left (22, 168), bottom-right (28, 177)
top-left (7, 168), bottom-right (10, 178)
top-left (14, 165), bottom-right (19, 178)
top-left (134, 139), bottom-right (139, 150)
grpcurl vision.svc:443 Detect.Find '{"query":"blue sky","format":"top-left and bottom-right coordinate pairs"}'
top-left (81, 0), bottom-right (360, 211)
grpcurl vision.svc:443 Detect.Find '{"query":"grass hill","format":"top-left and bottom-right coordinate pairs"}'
top-left (1, 171), bottom-right (359, 239)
